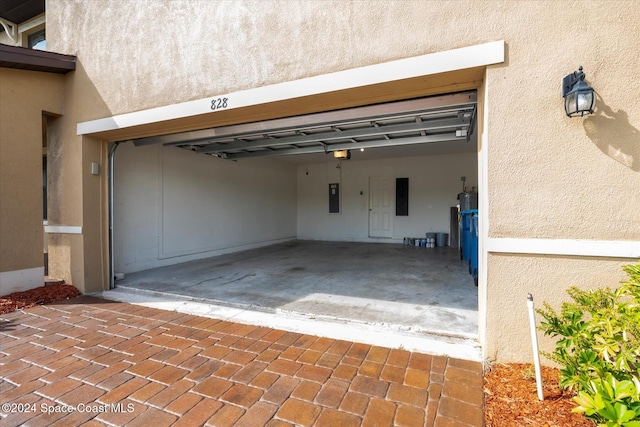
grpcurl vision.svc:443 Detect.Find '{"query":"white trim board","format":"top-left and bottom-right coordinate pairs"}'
top-left (44, 225), bottom-right (82, 234)
top-left (486, 238), bottom-right (640, 259)
top-left (77, 41), bottom-right (505, 136)
top-left (0, 267), bottom-right (44, 294)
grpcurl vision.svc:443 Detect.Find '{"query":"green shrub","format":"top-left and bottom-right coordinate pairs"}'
top-left (537, 263), bottom-right (640, 426)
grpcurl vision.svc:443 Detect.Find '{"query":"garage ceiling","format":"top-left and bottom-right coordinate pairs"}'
top-left (130, 91), bottom-right (477, 162)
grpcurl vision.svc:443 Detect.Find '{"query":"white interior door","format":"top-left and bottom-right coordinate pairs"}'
top-left (369, 176), bottom-right (393, 238)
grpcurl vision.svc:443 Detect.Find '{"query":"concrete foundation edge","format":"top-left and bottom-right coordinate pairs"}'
top-left (97, 288), bottom-right (483, 362)
top-left (0, 266), bottom-right (44, 294)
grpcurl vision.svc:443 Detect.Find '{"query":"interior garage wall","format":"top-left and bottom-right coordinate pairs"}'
top-left (114, 143), bottom-right (297, 273)
top-left (297, 153), bottom-right (477, 242)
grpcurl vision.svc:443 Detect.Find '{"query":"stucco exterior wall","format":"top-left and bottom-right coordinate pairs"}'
top-left (43, 0), bottom-right (639, 362)
top-left (43, 60), bottom-right (114, 291)
top-left (47, 0), bottom-right (639, 238)
top-left (485, 254), bottom-right (632, 362)
top-left (0, 68), bottom-right (64, 293)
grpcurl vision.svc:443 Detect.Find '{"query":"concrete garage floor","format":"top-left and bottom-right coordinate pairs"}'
top-left (109, 241), bottom-right (479, 360)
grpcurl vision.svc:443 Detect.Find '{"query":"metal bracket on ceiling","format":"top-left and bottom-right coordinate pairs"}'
top-left (467, 105), bottom-right (477, 142)
top-left (211, 152), bottom-right (230, 160)
top-left (371, 122), bottom-right (391, 140)
top-left (455, 105), bottom-right (477, 143)
top-left (415, 117), bottom-right (427, 137)
top-left (0, 18), bottom-right (18, 43)
top-left (131, 92), bottom-right (478, 160)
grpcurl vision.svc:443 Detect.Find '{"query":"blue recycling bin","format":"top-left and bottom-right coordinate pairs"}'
top-left (470, 212), bottom-right (479, 286)
top-left (460, 209), bottom-right (477, 262)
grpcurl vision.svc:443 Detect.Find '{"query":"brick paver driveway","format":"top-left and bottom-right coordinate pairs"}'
top-left (0, 296), bottom-right (484, 426)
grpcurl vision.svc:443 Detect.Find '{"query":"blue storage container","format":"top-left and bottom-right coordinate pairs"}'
top-left (460, 209), bottom-right (477, 262)
top-left (470, 212), bottom-right (479, 286)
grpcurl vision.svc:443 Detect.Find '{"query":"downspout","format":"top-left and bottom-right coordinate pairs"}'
top-left (107, 141), bottom-right (121, 289)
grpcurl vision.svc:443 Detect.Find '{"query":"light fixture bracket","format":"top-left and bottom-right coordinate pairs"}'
top-left (562, 66), bottom-right (586, 98)
top-left (562, 66), bottom-right (595, 117)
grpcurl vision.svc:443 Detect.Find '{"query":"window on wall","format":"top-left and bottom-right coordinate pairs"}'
top-left (28, 29), bottom-right (46, 50)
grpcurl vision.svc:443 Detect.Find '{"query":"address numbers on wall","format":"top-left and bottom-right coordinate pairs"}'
top-left (210, 97), bottom-right (229, 111)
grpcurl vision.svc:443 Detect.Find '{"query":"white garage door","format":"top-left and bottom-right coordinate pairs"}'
top-left (128, 91), bottom-right (477, 161)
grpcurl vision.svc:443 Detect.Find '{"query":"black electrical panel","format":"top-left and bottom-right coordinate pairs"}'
top-left (396, 177), bottom-right (409, 216)
top-left (329, 183), bottom-right (340, 213)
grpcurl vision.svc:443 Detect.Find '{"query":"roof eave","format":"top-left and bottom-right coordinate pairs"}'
top-left (0, 44), bottom-right (76, 74)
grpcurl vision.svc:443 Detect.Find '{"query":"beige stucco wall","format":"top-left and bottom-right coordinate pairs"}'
top-left (39, 50), bottom-right (113, 291)
top-left (0, 68), bottom-right (64, 293)
top-left (43, 0), bottom-right (639, 362)
top-left (485, 254), bottom-right (632, 362)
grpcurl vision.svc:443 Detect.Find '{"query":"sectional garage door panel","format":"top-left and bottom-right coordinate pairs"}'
top-left (130, 91), bottom-right (477, 161)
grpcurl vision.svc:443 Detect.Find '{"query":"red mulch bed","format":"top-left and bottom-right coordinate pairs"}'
top-left (485, 363), bottom-right (594, 426)
top-left (0, 283), bottom-right (81, 314)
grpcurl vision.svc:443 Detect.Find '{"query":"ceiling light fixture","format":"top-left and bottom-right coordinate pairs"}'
top-left (333, 150), bottom-right (351, 160)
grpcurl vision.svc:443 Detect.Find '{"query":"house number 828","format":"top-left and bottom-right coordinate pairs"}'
top-left (211, 97), bottom-right (229, 111)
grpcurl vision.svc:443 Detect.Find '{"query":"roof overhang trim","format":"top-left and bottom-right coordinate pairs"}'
top-left (0, 44), bottom-right (76, 74)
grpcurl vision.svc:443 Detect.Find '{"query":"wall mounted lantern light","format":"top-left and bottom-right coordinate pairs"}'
top-left (562, 66), bottom-right (596, 117)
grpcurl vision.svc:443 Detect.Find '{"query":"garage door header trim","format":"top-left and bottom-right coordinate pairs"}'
top-left (77, 41), bottom-right (505, 137)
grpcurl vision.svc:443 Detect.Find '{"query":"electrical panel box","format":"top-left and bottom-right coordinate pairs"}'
top-left (329, 183), bottom-right (340, 213)
top-left (396, 177), bottom-right (409, 216)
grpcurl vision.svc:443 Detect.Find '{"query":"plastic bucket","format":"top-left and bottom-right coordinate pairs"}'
top-left (436, 233), bottom-right (448, 247)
